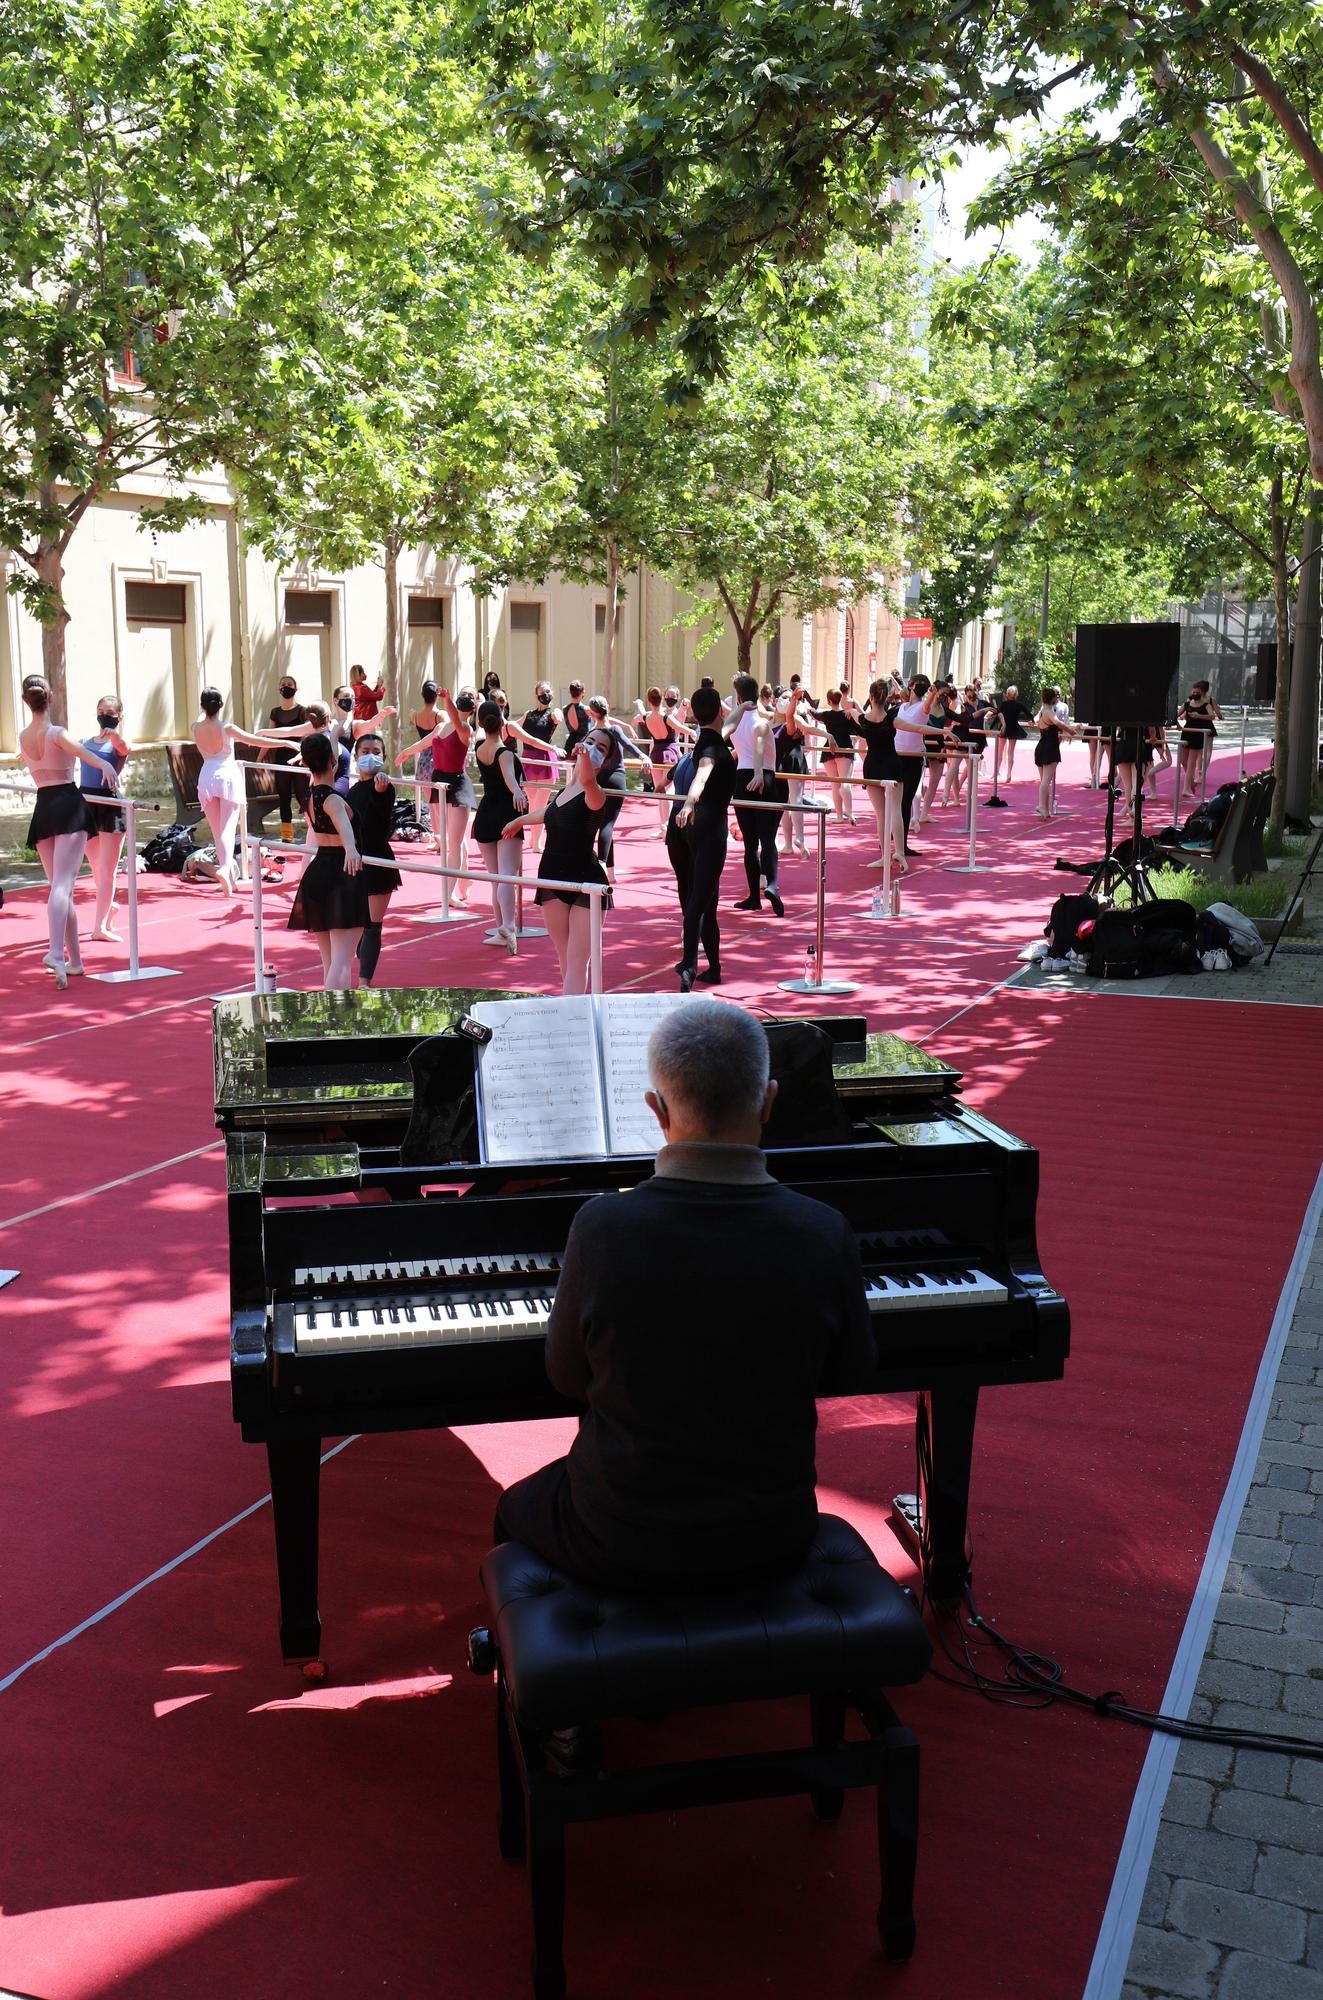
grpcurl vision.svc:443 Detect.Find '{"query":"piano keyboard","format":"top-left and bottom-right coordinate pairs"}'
top-left (293, 1252), bottom-right (561, 1289)
top-left (290, 1265), bottom-right (1009, 1355)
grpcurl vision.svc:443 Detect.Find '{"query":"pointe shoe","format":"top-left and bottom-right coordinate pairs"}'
top-left (678, 964), bottom-right (696, 993)
top-left (88, 925), bottom-right (120, 943)
top-left (498, 926), bottom-right (518, 956)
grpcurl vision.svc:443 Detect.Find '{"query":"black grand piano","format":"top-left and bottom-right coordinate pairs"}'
top-left (215, 989), bottom-right (1069, 1670)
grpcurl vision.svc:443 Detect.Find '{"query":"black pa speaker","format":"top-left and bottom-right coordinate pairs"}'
top-left (1074, 622), bottom-right (1180, 727)
top-left (1255, 640), bottom-right (1281, 704)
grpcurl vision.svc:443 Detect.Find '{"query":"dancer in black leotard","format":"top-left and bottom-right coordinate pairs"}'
top-left (997, 684), bottom-right (1031, 786)
top-left (287, 731), bottom-right (368, 989)
top-left (851, 679), bottom-right (905, 870)
top-left (504, 726), bottom-right (620, 992)
top-left (668, 685), bottom-right (738, 990)
top-left (819, 688), bottom-right (858, 822)
top-left (472, 699), bottom-right (528, 953)
top-left (346, 732), bottom-right (400, 984)
top-left (728, 675), bottom-right (785, 915)
top-left (1178, 680), bottom-right (1222, 801)
top-left (563, 680), bottom-right (589, 757)
top-left (1030, 689), bottom-right (1076, 819)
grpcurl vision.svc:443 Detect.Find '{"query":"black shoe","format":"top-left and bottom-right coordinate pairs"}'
top-left (766, 888), bottom-right (785, 917)
top-left (678, 964), bottom-right (696, 992)
top-left (697, 965), bottom-right (722, 985)
top-left (987, 796), bottom-right (1008, 809)
top-left (733, 896), bottom-right (761, 911)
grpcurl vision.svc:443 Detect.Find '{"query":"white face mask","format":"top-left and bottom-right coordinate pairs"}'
top-left (356, 752), bottom-right (383, 775)
top-left (583, 743), bottom-right (606, 770)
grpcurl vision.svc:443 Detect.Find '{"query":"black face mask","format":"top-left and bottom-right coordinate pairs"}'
top-left (337, 698), bottom-right (353, 713)
top-left (97, 714), bottom-right (119, 731)
top-left (279, 686), bottom-right (296, 700)
top-left (536, 692), bottom-right (550, 705)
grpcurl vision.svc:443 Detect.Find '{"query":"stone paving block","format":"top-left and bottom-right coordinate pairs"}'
top-left (1264, 1420), bottom-right (1305, 1444)
top-left (1152, 1823), bottom-right (1257, 1892)
top-left (1288, 1543), bottom-right (1323, 1574)
top-left (1237, 1506), bottom-right (1284, 1540)
top-left (1221, 1951), bottom-right (1323, 1998)
top-left (1216, 1594), bottom-right (1285, 1632)
top-left (1214, 1627), bottom-right (1322, 1674)
top-left (1260, 1462), bottom-right (1313, 1492)
top-left (1126, 1923), bottom-right (1220, 1998)
top-left (1232, 1747), bottom-right (1290, 1795)
top-left (1164, 1777), bottom-right (1214, 1828)
top-left (1167, 1880), bottom-right (1307, 1960)
top-left (1308, 1911), bottom-right (1323, 1969)
top-left (1175, 1737), bottom-right (1235, 1782)
top-left (1211, 1700), bottom-right (1322, 1740)
top-left (1197, 1660), bottom-right (1285, 1707)
top-left (1283, 1677), bottom-right (1323, 1720)
top-left (1231, 1535), bottom-right (1290, 1569)
top-left (1290, 1758), bottom-right (1323, 1804)
top-left (1141, 1870), bottom-right (1173, 1924)
top-left (1285, 1605), bottom-right (1323, 1637)
top-left (1213, 1788), bottom-right (1323, 1849)
top-left (1240, 1566), bottom-right (1316, 1604)
top-left (1254, 1845), bottom-right (1323, 1911)
top-left (1285, 1514), bottom-right (1323, 1544)
top-left (1277, 1364), bottom-right (1316, 1385)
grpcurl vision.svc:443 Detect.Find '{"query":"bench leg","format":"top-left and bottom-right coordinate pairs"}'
top-left (810, 1694), bottom-right (846, 1822)
top-left (875, 1715), bottom-right (920, 1963)
top-left (496, 1679), bottom-right (526, 1862)
top-left (526, 1771), bottom-right (567, 2000)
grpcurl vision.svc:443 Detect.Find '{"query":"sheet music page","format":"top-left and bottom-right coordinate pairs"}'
top-left (598, 992), bottom-right (697, 1157)
top-left (470, 997), bottom-right (607, 1163)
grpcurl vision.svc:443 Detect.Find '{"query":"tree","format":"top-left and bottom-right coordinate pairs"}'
top-left (0, 0), bottom-right (442, 712)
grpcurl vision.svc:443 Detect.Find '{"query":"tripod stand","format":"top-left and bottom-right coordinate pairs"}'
top-left (1263, 812), bottom-right (1323, 968)
top-left (1086, 727), bottom-right (1156, 905)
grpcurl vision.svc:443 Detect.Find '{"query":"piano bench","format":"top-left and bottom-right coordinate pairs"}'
top-left (470, 1513), bottom-right (931, 2000)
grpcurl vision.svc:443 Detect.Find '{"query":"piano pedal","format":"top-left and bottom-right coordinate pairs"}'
top-left (889, 1492), bottom-right (924, 1566)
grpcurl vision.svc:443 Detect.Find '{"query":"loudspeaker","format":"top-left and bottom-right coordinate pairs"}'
top-left (1074, 622), bottom-right (1180, 727)
top-left (1255, 640), bottom-right (1281, 704)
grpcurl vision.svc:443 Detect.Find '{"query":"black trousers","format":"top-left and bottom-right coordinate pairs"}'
top-left (666, 821), bottom-right (726, 968)
top-left (898, 758), bottom-right (923, 847)
top-left (272, 763), bottom-right (308, 822)
top-left (733, 770), bottom-right (781, 898)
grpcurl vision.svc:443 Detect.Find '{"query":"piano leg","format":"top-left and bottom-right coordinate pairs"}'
top-left (266, 1437), bottom-right (323, 1667)
top-left (914, 1385), bottom-right (977, 1608)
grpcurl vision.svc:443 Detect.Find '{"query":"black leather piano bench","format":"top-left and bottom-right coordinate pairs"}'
top-left (467, 1513), bottom-right (932, 2000)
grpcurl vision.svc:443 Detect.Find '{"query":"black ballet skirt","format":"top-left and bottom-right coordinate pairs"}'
top-left (775, 727), bottom-right (808, 777)
top-left (472, 746), bottom-right (525, 844)
top-left (1034, 724), bottom-right (1061, 768)
top-left (288, 785), bottom-right (370, 931)
top-left (346, 779), bottom-right (401, 894)
top-left (28, 782), bottom-right (95, 845)
top-left (535, 789), bottom-right (611, 911)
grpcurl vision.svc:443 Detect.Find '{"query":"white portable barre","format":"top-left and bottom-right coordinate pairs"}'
top-left (0, 780), bottom-right (180, 984)
top-left (245, 837), bottom-right (609, 996)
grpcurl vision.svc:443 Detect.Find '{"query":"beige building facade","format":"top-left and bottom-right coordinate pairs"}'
top-left (0, 468), bottom-right (1004, 753)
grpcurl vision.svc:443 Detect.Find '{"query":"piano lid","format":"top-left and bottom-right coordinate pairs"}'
top-left (213, 988), bottom-right (961, 1130)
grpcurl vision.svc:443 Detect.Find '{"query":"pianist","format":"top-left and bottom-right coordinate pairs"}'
top-left (493, 1000), bottom-right (875, 1593)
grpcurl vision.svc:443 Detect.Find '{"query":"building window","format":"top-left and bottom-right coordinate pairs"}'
top-left (125, 580), bottom-right (187, 625)
top-left (594, 603), bottom-right (607, 634)
top-left (284, 589), bottom-right (333, 628)
top-left (509, 601), bottom-right (542, 633)
top-left (407, 594), bottom-right (445, 629)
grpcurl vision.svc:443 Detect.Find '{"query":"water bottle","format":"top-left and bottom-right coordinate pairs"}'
top-left (870, 886), bottom-right (883, 918)
top-left (803, 942), bottom-right (817, 986)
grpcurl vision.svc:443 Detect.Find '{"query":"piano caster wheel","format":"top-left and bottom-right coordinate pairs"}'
top-left (301, 1659), bottom-right (329, 1684)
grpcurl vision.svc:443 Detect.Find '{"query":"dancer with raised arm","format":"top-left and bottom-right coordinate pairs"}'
top-left (287, 732), bottom-right (368, 990)
top-left (1178, 680), bottom-right (1222, 802)
top-left (819, 688), bottom-right (858, 823)
top-left (17, 675), bottom-right (121, 988)
top-left (1031, 689), bottom-right (1077, 820)
top-left (851, 678), bottom-right (905, 870)
top-left (396, 686), bottom-right (477, 908)
top-left (503, 726), bottom-right (619, 993)
top-left (193, 689), bottom-right (289, 896)
top-left (729, 675), bottom-right (785, 916)
top-left (80, 693), bottom-right (131, 942)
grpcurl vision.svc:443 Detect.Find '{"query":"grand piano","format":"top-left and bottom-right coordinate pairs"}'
top-left (215, 989), bottom-right (1069, 1670)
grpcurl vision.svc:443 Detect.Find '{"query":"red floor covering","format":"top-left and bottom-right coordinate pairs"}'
top-left (1, 737), bottom-right (1313, 2000)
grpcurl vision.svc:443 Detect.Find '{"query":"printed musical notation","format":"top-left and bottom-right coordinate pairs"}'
top-left (470, 992), bottom-right (695, 1163)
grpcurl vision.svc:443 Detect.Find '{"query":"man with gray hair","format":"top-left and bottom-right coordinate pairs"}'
top-left (493, 999), bottom-right (874, 1594)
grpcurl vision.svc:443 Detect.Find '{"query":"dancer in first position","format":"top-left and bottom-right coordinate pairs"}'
top-left (17, 674), bottom-right (122, 987)
top-left (193, 689), bottom-right (291, 895)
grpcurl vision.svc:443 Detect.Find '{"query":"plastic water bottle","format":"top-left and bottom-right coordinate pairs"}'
top-left (803, 942), bottom-right (817, 986)
top-left (870, 886), bottom-right (883, 917)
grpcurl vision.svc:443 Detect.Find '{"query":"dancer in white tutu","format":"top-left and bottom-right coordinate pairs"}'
top-left (193, 688), bottom-right (290, 895)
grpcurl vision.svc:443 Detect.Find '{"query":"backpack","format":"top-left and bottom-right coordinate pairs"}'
top-left (1045, 892), bottom-right (1100, 957)
top-left (142, 821), bottom-right (197, 874)
top-left (1205, 901), bottom-right (1265, 964)
top-left (1181, 787), bottom-right (1235, 845)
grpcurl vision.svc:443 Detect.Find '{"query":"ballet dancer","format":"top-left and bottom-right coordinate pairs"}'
top-left (193, 689), bottom-right (290, 894)
top-left (396, 686), bottom-right (477, 907)
top-left (17, 674), bottom-right (121, 987)
top-left (286, 731), bottom-right (368, 989)
top-left (473, 699), bottom-right (528, 953)
top-left (503, 727), bottom-right (619, 994)
top-left (669, 685), bottom-right (738, 990)
top-left (345, 732), bottom-right (400, 984)
top-left (80, 692), bottom-right (131, 941)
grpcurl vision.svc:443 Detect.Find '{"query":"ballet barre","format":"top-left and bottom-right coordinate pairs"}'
top-left (244, 836), bottom-right (609, 996)
top-left (0, 780), bottom-right (179, 984)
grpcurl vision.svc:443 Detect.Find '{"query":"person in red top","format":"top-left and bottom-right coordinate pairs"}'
top-left (349, 662), bottom-right (383, 721)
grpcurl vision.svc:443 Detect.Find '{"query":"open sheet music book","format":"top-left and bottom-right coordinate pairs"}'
top-left (469, 992), bottom-right (697, 1163)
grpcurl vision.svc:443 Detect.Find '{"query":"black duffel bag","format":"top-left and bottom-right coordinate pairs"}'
top-left (1087, 898), bottom-right (1199, 979)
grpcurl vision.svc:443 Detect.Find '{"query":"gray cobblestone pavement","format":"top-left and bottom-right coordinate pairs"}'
top-left (1121, 1207), bottom-right (1323, 1999)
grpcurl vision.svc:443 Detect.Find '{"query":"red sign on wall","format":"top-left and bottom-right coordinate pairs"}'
top-left (900, 617), bottom-right (933, 639)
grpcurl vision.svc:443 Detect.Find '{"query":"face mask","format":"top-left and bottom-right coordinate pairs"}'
top-left (337, 697), bottom-right (353, 712)
top-left (584, 743), bottom-right (606, 770)
top-left (97, 713), bottom-right (119, 731)
top-left (356, 752), bottom-right (383, 775)
top-left (536, 691), bottom-right (550, 705)
top-left (280, 686), bottom-right (296, 700)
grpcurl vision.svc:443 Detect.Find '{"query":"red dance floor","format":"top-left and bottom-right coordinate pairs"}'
top-left (2, 738), bottom-right (1318, 2000)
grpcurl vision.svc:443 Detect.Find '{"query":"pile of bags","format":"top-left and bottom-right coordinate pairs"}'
top-left (1041, 893), bottom-right (1264, 978)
